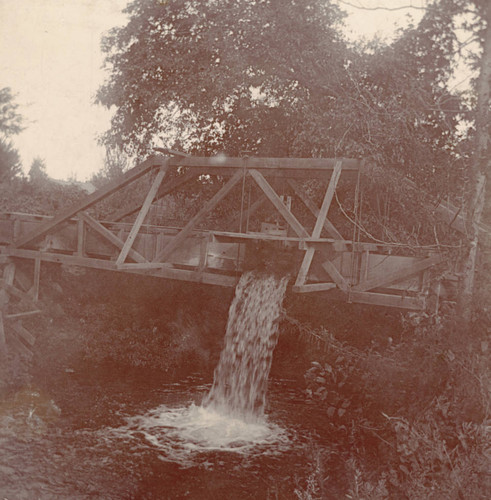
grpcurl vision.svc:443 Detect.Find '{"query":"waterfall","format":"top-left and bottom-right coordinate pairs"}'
top-left (204, 272), bottom-right (288, 421)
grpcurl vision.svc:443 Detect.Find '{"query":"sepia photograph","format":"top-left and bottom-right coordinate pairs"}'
top-left (0, 0), bottom-right (489, 498)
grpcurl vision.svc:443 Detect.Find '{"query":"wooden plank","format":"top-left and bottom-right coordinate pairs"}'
top-left (116, 166), bottom-right (168, 265)
top-left (294, 161), bottom-right (342, 287)
top-left (294, 247), bottom-right (316, 287)
top-left (311, 161), bottom-right (343, 237)
top-left (77, 218), bottom-right (85, 256)
top-left (288, 178), bottom-right (347, 248)
top-left (33, 257), bottom-right (41, 301)
top-left (349, 291), bottom-right (426, 310)
top-left (5, 310), bottom-right (43, 319)
top-left (6, 331), bottom-right (32, 357)
top-left (10, 321), bottom-right (36, 345)
top-left (353, 255), bottom-right (441, 292)
top-left (249, 169), bottom-right (309, 238)
top-left (321, 260), bottom-right (350, 292)
top-left (153, 169), bottom-right (244, 263)
top-left (0, 280), bottom-right (37, 304)
top-left (9, 248), bottom-right (238, 288)
top-left (292, 283), bottom-right (337, 293)
top-left (79, 212), bottom-right (147, 263)
top-left (15, 155), bottom-right (167, 248)
top-left (112, 169), bottom-right (199, 222)
top-left (198, 235), bottom-right (209, 271)
top-left (3, 262), bottom-right (15, 285)
top-left (116, 263), bottom-right (173, 270)
top-left (0, 312), bottom-right (5, 351)
top-left (168, 156), bottom-right (361, 172)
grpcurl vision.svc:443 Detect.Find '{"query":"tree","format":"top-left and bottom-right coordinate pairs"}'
top-left (0, 138), bottom-right (22, 182)
top-left (0, 87), bottom-right (24, 182)
top-left (459, 0), bottom-right (490, 319)
top-left (96, 0), bottom-right (347, 157)
top-left (28, 157), bottom-right (49, 185)
top-left (97, 1), bottom-right (464, 181)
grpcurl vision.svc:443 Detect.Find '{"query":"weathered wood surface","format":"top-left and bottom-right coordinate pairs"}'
top-left (15, 156), bottom-right (167, 248)
top-left (153, 169), bottom-right (244, 263)
top-left (294, 161), bottom-right (342, 288)
top-left (79, 212), bottom-right (147, 263)
top-left (116, 166), bottom-right (168, 265)
top-left (168, 156), bottom-right (361, 173)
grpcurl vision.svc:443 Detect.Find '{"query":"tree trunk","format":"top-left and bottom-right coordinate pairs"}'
top-left (459, 5), bottom-right (491, 321)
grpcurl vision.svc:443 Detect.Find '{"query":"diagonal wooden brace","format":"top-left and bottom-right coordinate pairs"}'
top-left (79, 212), bottom-right (148, 263)
top-left (15, 155), bottom-right (167, 249)
top-left (112, 168), bottom-right (199, 222)
top-left (249, 169), bottom-right (309, 238)
top-left (287, 178), bottom-right (347, 248)
top-left (353, 254), bottom-right (441, 292)
top-left (116, 166), bottom-right (168, 265)
top-left (153, 169), bottom-right (244, 263)
top-left (294, 160), bottom-right (343, 288)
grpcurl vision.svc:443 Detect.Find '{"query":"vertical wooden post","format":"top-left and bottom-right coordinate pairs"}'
top-left (0, 312), bottom-right (6, 352)
top-left (77, 216), bottom-right (85, 256)
top-left (198, 234), bottom-right (209, 271)
top-left (33, 258), bottom-right (41, 302)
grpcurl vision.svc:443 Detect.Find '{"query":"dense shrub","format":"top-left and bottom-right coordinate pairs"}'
top-left (294, 309), bottom-right (490, 499)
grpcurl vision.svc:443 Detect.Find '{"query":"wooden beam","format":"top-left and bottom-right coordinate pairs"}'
top-left (292, 283), bottom-right (337, 293)
top-left (77, 218), bottom-right (85, 256)
top-left (288, 178), bottom-right (346, 248)
top-left (349, 291), bottom-right (426, 310)
top-left (312, 161), bottom-right (343, 237)
top-left (153, 169), bottom-right (244, 263)
top-left (9, 248), bottom-right (238, 288)
top-left (249, 169), bottom-right (309, 238)
top-left (112, 169), bottom-right (199, 221)
top-left (353, 255), bottom-right (441, 292)
top-left (294, 161), bottom-right (343, 287)
top-left (10, 321), bottom-right (35, 345)
top-left (79, 212), bottom-right (147, 263)
top-left (3, 262), bottom-right (15, 285)
top-left (15, 155), bottom-right (166, 248)
top-left (6, 331), bottom-right (32, 357)
top-left (168, 156), bottom-right (361, 172)
top-left (5, 310), bottom-right (42, 319)
top-left (321, 260), bottom-right (350, 292)
top-left (116, 166), bottom-right (168, 265)
top-left (33, 257), bottom-right (41, 301)
top-left (0, 312), bottom-right (5, 352)
top-left (0, 280), bottom-right (37, 305)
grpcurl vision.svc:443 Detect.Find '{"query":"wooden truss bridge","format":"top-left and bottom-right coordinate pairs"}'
top-left (1, 152), bottom-right (477, 354)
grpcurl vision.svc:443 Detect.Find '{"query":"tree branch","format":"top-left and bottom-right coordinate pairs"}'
top-left (337, 0), bottom-right (429, 12)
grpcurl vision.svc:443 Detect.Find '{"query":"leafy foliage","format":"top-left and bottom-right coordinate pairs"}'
top-left (0, 87), bottom-right (24, 137)
top-left (0, 87), bottom-right (24, 182)
top-left (295, 309), bottom-right (490, 499)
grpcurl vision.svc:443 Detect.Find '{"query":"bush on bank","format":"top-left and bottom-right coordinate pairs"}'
top-left (292, 307), bottom-right (490, 499)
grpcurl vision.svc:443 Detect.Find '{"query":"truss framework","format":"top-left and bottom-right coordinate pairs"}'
top-left (0, 154), bottom-right (453, 316)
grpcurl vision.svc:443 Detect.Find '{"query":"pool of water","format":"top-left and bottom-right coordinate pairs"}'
top-left (0, 374), bottom-right (325, 499)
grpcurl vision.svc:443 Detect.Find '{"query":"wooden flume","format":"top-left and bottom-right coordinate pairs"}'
top-left (1, 153), bottom-right (477, 353)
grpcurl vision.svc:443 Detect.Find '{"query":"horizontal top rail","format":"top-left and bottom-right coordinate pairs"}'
top-left (167, 156), bottom-right (361, 172)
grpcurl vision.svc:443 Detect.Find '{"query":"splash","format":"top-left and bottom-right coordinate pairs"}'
top-left (111, 273), bottom-right (289, 462)
top-left (204, 272), bottom-right (289, 421)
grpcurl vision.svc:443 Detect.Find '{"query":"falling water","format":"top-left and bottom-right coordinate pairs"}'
top-left (204, 272), bottom-right (289, 421)
top-left (112, 272), bottom-right (290, 460)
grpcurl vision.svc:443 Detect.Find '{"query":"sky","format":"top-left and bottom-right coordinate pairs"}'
top-left (0, 0), bottom-right (427, 181)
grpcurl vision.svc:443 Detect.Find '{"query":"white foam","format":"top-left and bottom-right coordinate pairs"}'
top-left (110, 403), bottom-right (289, 466)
